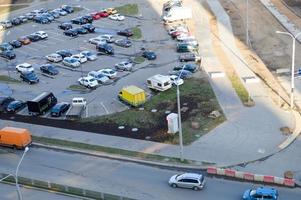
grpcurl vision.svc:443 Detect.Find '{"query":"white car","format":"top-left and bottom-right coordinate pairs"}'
top-left (181, 39), bottom-right (199, 47)
top-left (62, 57), bottom-right (81, 68)
top-left (34, 31), bottom-right (48, 39)
top-left (98, 68), bottom-right (117, 79)
top-left (80, 51), bottom-right (97, 61)
top-left (169, 75), bottom-right (184, 86)
top-left (45, 53), bottom-right (62, 62)
top-left (108, 14), bottom-right (125, 21)
top-left (53, 8), bottom-right (67, 16)
top-left (177, 35), bottom-right (195, 42)
top-left (97, 34), bottom-right (114, 43)
top-left (71, 54), bottom-right (87, 63)
top-left (78, 76), bottom-right (98, 88)
top-left (16, 63), bottom-right (34, 73)
top-left (89, 37), bottom-right (107, 45)
top-left (168, 26), bottom-right (188, 35)
top-left (88, 71), bottom-right (110, 84)
top-left (115, 60), bottom-right (133, 71)
top-left (169, 173), bottom-right (205, 191)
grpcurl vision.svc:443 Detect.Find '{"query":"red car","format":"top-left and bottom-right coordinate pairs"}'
top-left (98, 11), bottom-right (109, 17)
top-left (90, 12), bottom-right (101, 20)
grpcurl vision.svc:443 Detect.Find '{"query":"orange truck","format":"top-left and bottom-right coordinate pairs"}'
top-left (0, 127), bottom-right (32, 149)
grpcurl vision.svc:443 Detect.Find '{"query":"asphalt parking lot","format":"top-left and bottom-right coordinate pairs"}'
top-left (0, 0), bottom-right (181, 117)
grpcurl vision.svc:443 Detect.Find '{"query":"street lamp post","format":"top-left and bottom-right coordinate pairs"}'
top-left (276, 31), bottom-right (301, 109)
top-left (246, 0), bottom-right (249, 46)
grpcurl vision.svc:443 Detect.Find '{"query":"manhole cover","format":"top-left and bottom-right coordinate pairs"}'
top-left (118, 126), bottom-right (125, 129)
top-left (195, 134), bottom-right (200, 138)
top-left (165, 110), bottom-right (171, 114)
top-left (132, 128), bottom-right (138, 132)
top-left (139, 107), bottom-right (144, 111)
top-left (145, 136), bottom-right (151, 140)
top-left (151, 109), bottom-right (157, 113)
top-left (257, 148), bottom-right (265, 154)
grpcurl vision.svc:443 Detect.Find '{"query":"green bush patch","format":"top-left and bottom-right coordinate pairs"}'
top-left (0, 75), bottom-right (21, 83)
top-left (115, 4), bottom-right (138, 15)
top-left (67, 84), bottom-right (87, 91)
top-left (131, 27), bottom-right (142, 40)
top-left (133, 56), bottom-right (145, 64)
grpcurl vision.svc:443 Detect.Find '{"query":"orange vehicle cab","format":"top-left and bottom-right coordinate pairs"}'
top-left (0, 127), bottom-right (32, 149)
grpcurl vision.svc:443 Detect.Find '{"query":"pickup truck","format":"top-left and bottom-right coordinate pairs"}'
top-left (65, 97), bottom-right (87, 120)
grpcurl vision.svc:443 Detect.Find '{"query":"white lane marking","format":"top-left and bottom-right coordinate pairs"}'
top-left (22, 45), bottom-right (39, 51)
top-left (100, 102), bottom-right (109, 114)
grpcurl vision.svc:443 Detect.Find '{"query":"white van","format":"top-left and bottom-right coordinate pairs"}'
top-left (147, 74), bottom-right (172, 91)
top-left (163, 7), bottom-right (192, 23)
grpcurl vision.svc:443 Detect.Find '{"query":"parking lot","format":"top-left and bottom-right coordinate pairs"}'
top-left (0, 0), bottom-right (188, 118)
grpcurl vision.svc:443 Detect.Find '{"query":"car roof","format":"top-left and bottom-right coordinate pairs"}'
top-left (178, 173), bottom-right (203, 179)
top-left (256, 187), bottom-right (277, 195)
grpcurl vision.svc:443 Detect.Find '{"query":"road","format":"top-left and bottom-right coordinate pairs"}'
top-left (0, 147), bottom-right (300, 200)
top-left (0, 183), bottom-right (81, 200)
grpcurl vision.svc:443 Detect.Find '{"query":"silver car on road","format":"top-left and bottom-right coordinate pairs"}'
top-left (168, 173), bottom-right (205, 191)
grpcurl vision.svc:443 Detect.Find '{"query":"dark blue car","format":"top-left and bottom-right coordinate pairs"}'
top-left (243, 187), bottom-right (278, 200)
top-left (20, 72), bottom-right (39, 84)
top-left (96, 43), bottom-right (114, 55)
top-left (40, 64), bottom-right (59, 75)
top-left (6, 100), bottom-right (26, 113)
top-left (51, 102), bottom-right (70, 117)
top-left (142, 51), bottom-right (156, 60)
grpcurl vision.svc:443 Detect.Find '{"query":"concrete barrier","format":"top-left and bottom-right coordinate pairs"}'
top-left (216, 168), bottom-right (225, 176)
top-left (235, 171), bottom-right (244, 179)
top-left (209, 71), bottom-right (225, 78)
top-left (254, 174), bottom-right (264, 182)
top-left (224, 169), bottom-right (235, 177)
top-left (243, 172), bottom-right (255, 181)
top-left (284, 178), bottom-right (295, 187)
top-left (274, 177), bottom-right (284, 185)
top-left (207, 167), bottom-right (217, 174)
top-left (243, 76), bottom-right (260, 83)
top-left (263, 175), bottom-right (275, 183)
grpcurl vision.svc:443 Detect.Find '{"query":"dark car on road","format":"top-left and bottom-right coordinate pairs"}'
top-left (142, 51), bottom-right (156, 60)
top-left (82, 24), bottom-right (95, 32)
top-left (96, 43), bottom-right (114, 55)
top-left (27, 34), bottom-right (42, 42)
top-left (73, 27), bottom-right (88, 34)
top-left (6, 100), bottom-right (26, 113)
top-left (71, 17), bottom-right (86, 25)
top-left (0, 97), bottom-right (15, 112)
top-left (64, 29), bottom-right (78, 37)
top-left (114, 39), bottom-right (132, 48)
top-left (20, 71), bottom-right (39, 84)
top-left (56, 50), bottom-right (72, 58)
top-left (58, 22), bottom-right (72, 30)
top-left (40, 64), bottom-right (59, 75)
top-left (50, 102), bottom-right (70, 117)
top-left (9, 40), bottom-right (22, 48)
top-left (117, 28), bottom-right (133, 37)
top-left (0, 50), bottom-right (16, 60)
top-left (173, 63), bottom-right (198, 73)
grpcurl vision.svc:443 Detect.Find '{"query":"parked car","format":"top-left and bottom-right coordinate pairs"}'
top-left (96, 43), bottom-right (114, 54)
top-left (179, 53), bottom-right (201, 62)
top-left (61, 5), bottom-right (74, 13)
top-left (40, 64), bottom-right (59, 75)
top-left (71, 54), bottom-right (87, 63)
top-left (18, 16), bottom-right (28, 23)
top-left (9, 40), bottom-right (22, 48)
top-left (177, 35), bottom-right (196, 42)
top-left (171, 30), bottom-right (189, 39)
top-left (78, 76), bottom-right (98, 88)
top-left (53, 8), bottom-right (67, 16)
top-left (97, 34), bottom-right (114, 43)
top-left (49, 10), bottom-right (60, 18)
top-left (0, 50), bottom-right (16, 60)
top-left (169, 75), bottom-right (184, 86)
top-left (98, 11), bottom-right (109, 17)
top-left (104, 7), bottom-right (117, 15)
top-left (41, 13), bottom-right (54, 22)
top-left (180, 39), bottom-right (199, 47)
top-left (16, 63), bottom-right (34, 73)
top-left (73, 27), bottom-right (88, 34)
top-left (114, 38), bottom-right (132, 47)
top-left (89, 37), bottom-right (107, 45)
top-left (58, 22), bottom-right (72, 30)
top-left (20, 71), bottom-right (39, 84)
top-left (171, 69), bottom-right (192, 79)
top-left (64, 29), bottom-right (78, 37)
top-left (82, 24), bottom-right (95, 32)
top-left (80, 50), bottom-right (97, 61)
top-left (173, 63), bottom-right (198, 73)
top-left (25, 13), bottom-right (34, 20)
top-left (243, 187), bottom-right (279, 200)
top-left (34, 31), bottom-right (48, 39)
top-left (33, 16), bottom-right (49, 24)
top-left (56, 50), bottom-right (72, 58)
top-left (108, 14), bottom-right (125, 21)
top-left (62, 57), bottom-right (80, 68)
top-left (98, 68), bottom-right (117, 79)
top-left (6, 100), bottom-right (26, 113)
top-left (90, 12), bottom-right (101, 20)
top-left (18, 36), bottom-right (31, 45)
top-left (0, 20), bottom-right (12, 29)
top-left (169, 173), bottom-right (205, 191)
top-left (11, 18), bottom-right (22, 25)
top-left (0, 43), bottom-right (13, 51)
top-left (50, 102), bottom-right (70, 117)
top-left (27, 34), bottom-right (42, 42)
top-left (88, 71), bottom-right (110, 84)
top-left (71, 17), bottom-right (86, 25)
top-left (82, 15), bottom-right (93, 23)
top-left (117, 28), bottom-right (133, 37)
top-left (177, 42), bottom-right (197, 52)
top-left (142, 51), bottom-right (157, 60)
top-left (115, 60), bottom-right (133, 71)
top-left (0, 97), bottom-right (15, 112)
top-left (168, 25), bottom-right (188, 35)
top-left (46, 53), bottom-right (62, 62)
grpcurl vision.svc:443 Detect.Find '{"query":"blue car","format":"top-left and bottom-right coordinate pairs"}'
top-left (243, 187), bottom-right (279, 200)
top-left (20, 72), bottom-right (39, 84)
top-left (51, 102), bottom-right (70, 117)
top-left (142, 51), bottom-right (156, 60)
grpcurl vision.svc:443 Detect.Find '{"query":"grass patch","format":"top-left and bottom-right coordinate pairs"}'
top-left (133, 56), bottom-right (145, 64)
top-left (32, 135), bottom-right (191, 164)
top-left (67, 84), bottom-right (87, 91)
top-left (115, 4), bottom-right (138, 15)
top-left (228, 73), bottom-right (253, 105)
top-left (73, 6), bottom-right (84, 12)
top-left (131, 27), bottom-right (142, 40)
top-left (0, 75), bottom-right (21, 83)
top-left (0, 5), bottom-right (28, 15)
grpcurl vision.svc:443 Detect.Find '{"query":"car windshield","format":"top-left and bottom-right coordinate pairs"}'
top-left (250, 190), bottom-right (257, 196)
top-left (85, 52), bottom-right (93, 56)
top-left (27, 73), bottom-right (36, 78)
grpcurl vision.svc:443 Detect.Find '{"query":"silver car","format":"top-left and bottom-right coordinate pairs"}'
top-left (168, 173), bottom-right (205, 190)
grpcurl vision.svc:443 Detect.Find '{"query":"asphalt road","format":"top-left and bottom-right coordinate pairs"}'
top-left (0, 147), bottom-right (300, 200)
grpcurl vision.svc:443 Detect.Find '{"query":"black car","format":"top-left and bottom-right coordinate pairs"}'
top-left (71, 17), bottom-right (86, 25)
top-left (56, 50), bottom-right (72, 58)
top-left (61, 5), bottom-right (74, 13)
top-left (96, 43), bottom-right (114, 54)
top-left (0, 43), bottom-right (13, 51)
top-left (82, 15), bottom-right (93, 23)
top-left (33, 16), bottom-right (49, 24)
top-left (114, 39), bottom-right (132, 48)
top-left (0, 50), bottom-right (16, 60)
top-left (6, 100), bottom-right (26, 113)
top-left (73, 27), bottom-right (88, 34)
top-left (58, 22), bottom-right (72, 30)
top-left (173, 69), bottom-right (193, 79)
top-left (11, 18), bottom-right (22, 25)
top-left (173, 63), bottom-right (198, 73)
top-left (64, 29), bottom-right (78, 37)
top-left (142, 51), bottom-right (157, 60)
top-left (27, 34), bottom-right (41, 42)
top-left (20, 71), bottom-right (39, 84)
top-left (81, 24), bottom-right (95, 32)
top-left (117, 29), bottom-right (134, 37)
top-left (49, 11), bottom-right (60, 18)
top-left (9, 40), bottom-right (22, 48)
top-left (40, 64), bottom-right (59, 75)
top-left (50, 102), bottom-right (70, 117)
top-left (0, 97), bottom-right (15, 112)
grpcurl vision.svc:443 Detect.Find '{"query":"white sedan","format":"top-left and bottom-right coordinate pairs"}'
top-left (78, 76), bottom-right (98, 88)
top-left (16, 63), bottom-right (34, 73)
top-left (169, 75), bottom-right (184, 86)
top-left (98, 68), bottom-right (117, 79)
top-left (34, 31), bottom-right (48, 39)
top-left (45, 53), bottom-right (62, 62)
top-left (71, 54), bottom-right (87, 63)
top-left (89, 37), bottom-right (107, 45)
top-left (108, 14), bottom-right (125, 21)
top-left (62, 57), bottom-right (80, 68)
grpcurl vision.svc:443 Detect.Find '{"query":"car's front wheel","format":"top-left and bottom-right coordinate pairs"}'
top-left (192, 186), bottom-right (199, 191)
top-left (171, 183), bottom-right (177, 188)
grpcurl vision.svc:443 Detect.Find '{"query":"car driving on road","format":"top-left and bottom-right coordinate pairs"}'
top-left (243, 187), bottom-right (279, 200)
top-left (168, 173), bottom-right (205, 191)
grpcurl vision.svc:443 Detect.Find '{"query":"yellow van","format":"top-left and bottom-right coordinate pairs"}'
top-left (118, 85), bottom-right (146, 107)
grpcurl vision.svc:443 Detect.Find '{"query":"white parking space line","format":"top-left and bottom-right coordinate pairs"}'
top-left (46, 30), bottom-right (62, 36)
top-left (30, 42), bottom-right (49, 48)
top-left (22, 45), bottom-right (39, 51)
top-left (49, 37), bottom-right (66, 42)
top-left (40, 39), bottom-right (58, 45)
top-left (100, 102), bottom-right (109, 114)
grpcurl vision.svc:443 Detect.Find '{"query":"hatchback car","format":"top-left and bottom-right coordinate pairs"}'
top-left (0, 97), bottom-right (15, 112)
top-left (46, 53), bottom-right (63, 62)
top-left (73, 27), bottom-right (88, 34)
top-left (71, 54), bottom-right (87, 63)
top-left (16, 63), bottom-right (34, 73)
top-left (9, 40), bottom-right (22, 48)
top-left (168, 173), bottom-right (205, 191)
top-left (58, 22), bottom-right (72, 30)
top-left (56, 50), bottom-right (72, 58)
top-left (170, 75), bottom-right (184, 86)
top-left (6, 100), bottom-right (26, 113)
top-left (81, 24), bottom-right (95, 32)
top-left (0, 50), bottom-right (16, 60)
top-left (96, 43), bottom-right (114, 54)
top-left (50, 102), bottom-right (70, 117)
top-left (142, 51), bottom-right (157, 60)
top-left (173, 63), bottom-right (198, 73)
top-left (243, 187), bottom-right (279, 200)
top-left (34, 31), bottom-right (48, 39)
top-left (117, 28), bottom-right (133, 37)
top-left (80, 51), bottom-right (97, 61)
top-left (0, 43), bottom-right (13, 51)
top-left (115, 60), bottom-right (133, 71)
top-left (63, 57), bottom-right (80, 68)
top-left (88, 71), bottom-right (110, 84)
top-left (18, 36), bottom-right (31, 45)
top-left (114, 39), bottom-right (132, 48)
top-left (64, 29), bottom-right (78, 37)
top-left (98, 68), bottom-right (117, 79)
top-left (40, 64), bottom-right (59, 75)
top-left (20, 71), bottom-right (39, 84)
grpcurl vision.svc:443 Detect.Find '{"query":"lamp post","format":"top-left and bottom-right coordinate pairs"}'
top-left (276, 31), bottom-right (301, 109)
top-left (246, 0), bottom-right (249, 46)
